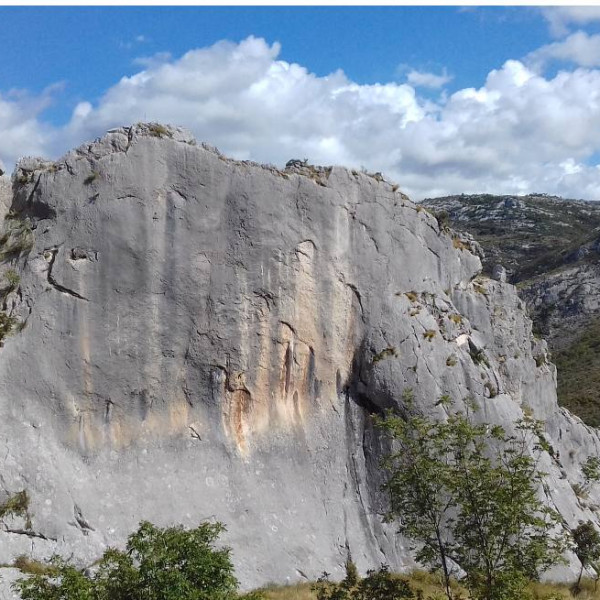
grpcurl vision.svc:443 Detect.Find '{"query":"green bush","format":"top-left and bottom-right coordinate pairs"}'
top-left (572, 521), bottom-right (600, 591)
top-left (14, 520), bottom-right (263, 600)
top-left (313, 562), bottom-right (413, 600)
top-left (583, 457), bottom-right (600, 486)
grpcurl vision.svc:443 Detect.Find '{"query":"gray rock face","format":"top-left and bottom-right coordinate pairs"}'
top-left (0, 177), bottom-right (11, 223)
top-left (520, 263), bottom-right (600, 349)
top-left (0, 124), bottom-right (599, 590)
top-left (491, 264), bottom-right (507, 283)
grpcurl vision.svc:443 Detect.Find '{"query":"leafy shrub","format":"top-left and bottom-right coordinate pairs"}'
top-left (582, 456), bottom-right (600, 486)
top-left (572, 521), bottom-right (600, 590)
top-left (17, 557), bottom-right (94, 600)
top-left (313, 562), bottom-right (414, 600)
top-left (446, 355), bottom-right (458, 367)
top-left (14, 520), bottom-right (262, 600)
top-left (372, 347), bottom-right (398, 364)
top-left (434, 211), bottom-right (450, 230)
top-left (13, 556), bottom-right (58, 577)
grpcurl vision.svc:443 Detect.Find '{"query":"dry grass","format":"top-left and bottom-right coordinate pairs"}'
top-left (407, 569), bottom-right (468, 599)
top-left (261, 582), bottom-right (315, 600)
top-left (453, 237), bottom-right (468, 251)
top-left (13, 555), bottom-right (57, 576)
top-left (259, 571), bottom-right (467, 600)
top-left (258, 572), bottom-right (600, 600)
top-left (529, 578), bottom-right (600, 600)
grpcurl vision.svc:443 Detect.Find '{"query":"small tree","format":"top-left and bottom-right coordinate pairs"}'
top-left (582, 456), bottom-right (600, 489)
top-left (572, 521), bottom-right (600, 591)
top-left (380, 403), bottom-right (566, 600)
top-left (379, 410), bottom-right (457, 600)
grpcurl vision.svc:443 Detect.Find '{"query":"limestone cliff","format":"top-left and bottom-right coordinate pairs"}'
top-left (421, 193), bottom-right (600, 427)
top-left (0, 125), bottom-right (598, 595)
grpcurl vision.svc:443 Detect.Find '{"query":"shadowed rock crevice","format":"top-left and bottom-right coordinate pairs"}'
top-left (45, 248), bottom-right (89, 301)
top-left (344, 340), bottom-right (400, 418)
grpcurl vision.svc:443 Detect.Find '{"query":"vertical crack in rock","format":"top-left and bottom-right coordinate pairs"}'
top-left (346, 283), bottom-right (366, 324)
top-left (343, 392), bottom-right (383, 564)
top-left (73, 504), bottom-right (95, 534)
top-left (283, 344), bottom-right (293, 396)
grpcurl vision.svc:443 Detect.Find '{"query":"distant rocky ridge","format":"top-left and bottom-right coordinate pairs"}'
top-left (422, 193), bottom-right (600, 426)
top-left (0, 126), bottom-right (599, 596)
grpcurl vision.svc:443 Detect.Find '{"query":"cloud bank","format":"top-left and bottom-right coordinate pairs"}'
top-left (541, 6), bottom-right (600, 37)
top-left (4, 35), bottom-right (600, 201)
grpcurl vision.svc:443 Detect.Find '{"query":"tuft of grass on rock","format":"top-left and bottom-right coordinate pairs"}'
top-left (147, 123), bottom-right (172, 138)
top-left (13, 556), bottom-right (57, 577)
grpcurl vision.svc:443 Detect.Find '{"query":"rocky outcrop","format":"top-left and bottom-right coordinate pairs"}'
top-left (520, 263), bottom-right (600, 347)
top-left (0, 177), bottom-right (11, 223)
top-left (421, 193), bottom-right (600, 427)
top-left (0, 125), bottom-right (599, 592)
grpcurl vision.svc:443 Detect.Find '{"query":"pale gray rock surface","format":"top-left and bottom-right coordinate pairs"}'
top-left (0, 124), bottom-right (598, 591)
top-left (0, 177), bottom-right (10, 224)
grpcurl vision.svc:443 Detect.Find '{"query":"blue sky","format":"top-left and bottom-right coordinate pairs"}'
top-left (3, 6), bottom-right (600, 199)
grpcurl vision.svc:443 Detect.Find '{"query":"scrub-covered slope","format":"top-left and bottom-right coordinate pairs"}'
top-left (0, 126), bottom-right (597, 594)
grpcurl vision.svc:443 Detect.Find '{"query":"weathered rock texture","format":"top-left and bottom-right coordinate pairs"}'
top-left (0, 125), bottom-right (600, 593)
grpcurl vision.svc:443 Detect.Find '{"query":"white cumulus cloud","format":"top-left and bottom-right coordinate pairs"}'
top-left (0, 88), bottom-right (56, 170)
top-left (4, 36), bottom-right (600, 201)
top-left (541, 6), bottom-right (600, 37)
top-left (526, 31), bottom-right (600, 71)
top-left (406, 68), bottom-right (452, 89)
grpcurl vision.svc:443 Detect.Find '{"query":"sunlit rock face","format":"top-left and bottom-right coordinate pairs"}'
top-left (0, 124), bottom-right (598, 594)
